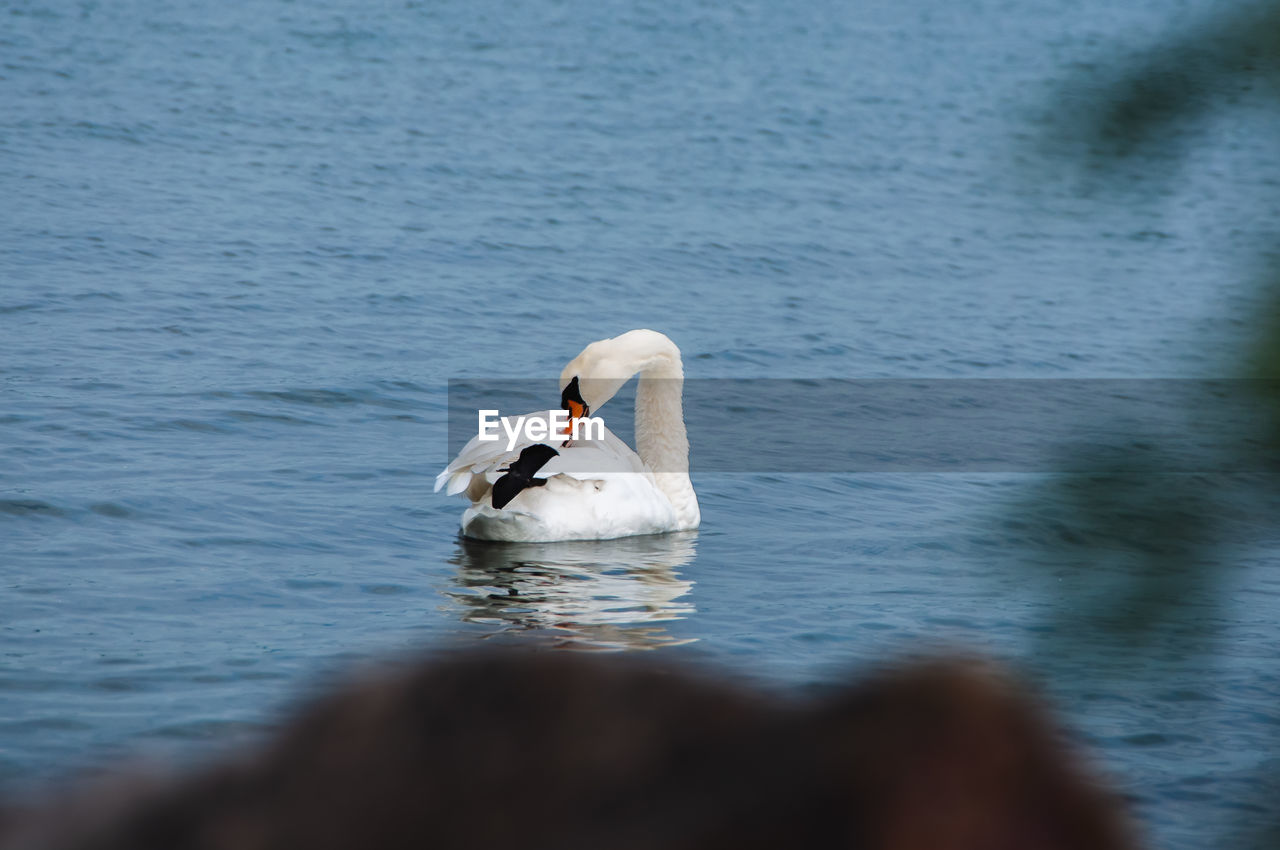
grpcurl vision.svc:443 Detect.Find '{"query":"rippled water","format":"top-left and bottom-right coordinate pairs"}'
top-left (4, 0), bottom-right (1280, 846)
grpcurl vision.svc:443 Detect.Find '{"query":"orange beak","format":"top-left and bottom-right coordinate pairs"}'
top-left (559, 376), bottom-right (589, 441)
top-left (560, 399), bottom-right (587, 437)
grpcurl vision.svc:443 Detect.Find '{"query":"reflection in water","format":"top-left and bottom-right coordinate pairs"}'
top-left (445, 532), bottom-right (698, 650)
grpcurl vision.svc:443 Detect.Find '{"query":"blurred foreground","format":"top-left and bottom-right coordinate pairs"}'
top-left (0, 649), bottom-right (1136, 850)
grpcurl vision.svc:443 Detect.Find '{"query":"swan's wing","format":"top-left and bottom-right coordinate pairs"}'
top-left (538, 436), bottom-right (647, 477)
top-left (435, 411), bottom-right (639, 495)
top-left (460, 467), bottom-right (677, 541)
top-left (434, 409), bottom-right (552, 493)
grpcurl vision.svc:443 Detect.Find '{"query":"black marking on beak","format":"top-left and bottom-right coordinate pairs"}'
top-left (491, 444), bottom-right (559, 510)
top-left (560, 375), bottom-right (589, 419)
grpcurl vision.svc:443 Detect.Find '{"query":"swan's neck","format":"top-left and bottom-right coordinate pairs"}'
top-left (634, 359), bottom-right (687, 474)
top-left (632, 354), bottom-right (699, 528)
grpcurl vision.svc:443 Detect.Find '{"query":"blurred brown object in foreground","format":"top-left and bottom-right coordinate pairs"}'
top-left (0, 650), bottom-right (1138, 850)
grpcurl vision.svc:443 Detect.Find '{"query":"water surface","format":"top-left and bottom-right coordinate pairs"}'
top-left (4, 1), bottom-right (1280, 846)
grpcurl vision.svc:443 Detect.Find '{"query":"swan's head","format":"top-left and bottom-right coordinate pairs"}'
top-left (558, 339), bottom-right (632, 417)
top-left (557, 329), bottom-right (679, 415)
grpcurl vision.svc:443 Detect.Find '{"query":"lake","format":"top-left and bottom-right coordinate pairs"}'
top-left (4, 0), bottom-right (1279, 846)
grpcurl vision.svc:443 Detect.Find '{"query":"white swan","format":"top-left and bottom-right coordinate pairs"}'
top-left (434, 329), bottom-right (700, 542)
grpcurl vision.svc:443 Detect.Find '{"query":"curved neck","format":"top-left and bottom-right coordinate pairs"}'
top-left (634, 356), bottom-right (688, 475)
top-left (629, 346), bottom-right (699, 529)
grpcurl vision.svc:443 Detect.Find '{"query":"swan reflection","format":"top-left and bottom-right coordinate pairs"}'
top-left (445, 532), bottom-right (698, 650)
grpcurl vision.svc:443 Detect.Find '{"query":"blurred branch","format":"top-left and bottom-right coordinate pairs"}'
top-left (1040, 1), bottom-right (1280, 180)
top-left (1024, 5), bottom-right (1280, 845)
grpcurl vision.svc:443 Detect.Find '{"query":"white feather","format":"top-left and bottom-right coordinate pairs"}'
top-left (436, 330), bottom-right (700, 542)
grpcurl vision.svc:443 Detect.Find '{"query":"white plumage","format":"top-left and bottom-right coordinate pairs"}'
top-left (435, 330), bottom-right (700, 542)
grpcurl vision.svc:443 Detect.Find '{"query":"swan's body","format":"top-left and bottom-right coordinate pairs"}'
top-left (435, 330), bottom-right (700, 542)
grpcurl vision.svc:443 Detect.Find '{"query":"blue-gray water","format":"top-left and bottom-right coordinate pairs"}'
top-left (4, 0), bottom-right (1280, 847)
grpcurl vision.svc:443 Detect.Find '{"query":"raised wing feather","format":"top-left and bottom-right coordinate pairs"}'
top-left (434, 410), bottom-right (641, 494)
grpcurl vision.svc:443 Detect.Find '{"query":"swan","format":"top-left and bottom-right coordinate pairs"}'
top-left (434, 329), bottom-right (700, 542)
